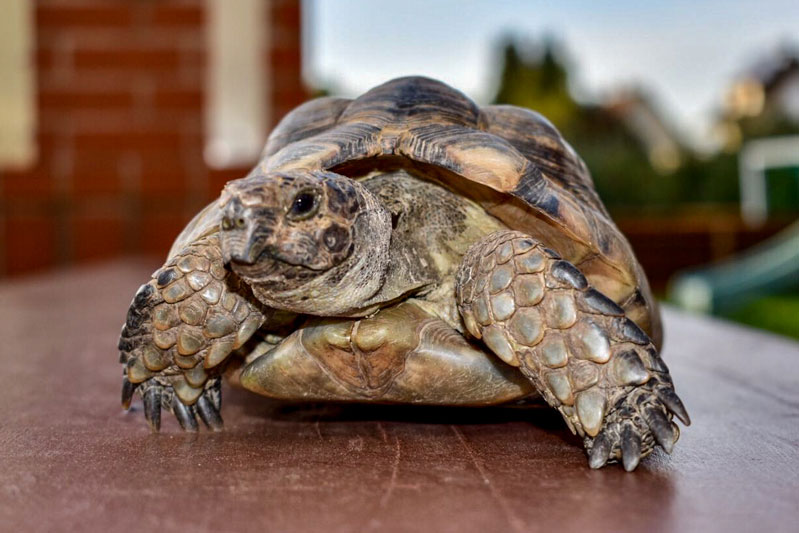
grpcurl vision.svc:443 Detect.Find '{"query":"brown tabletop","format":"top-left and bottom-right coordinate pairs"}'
top-left (1, 260), bottom-right (798, 533)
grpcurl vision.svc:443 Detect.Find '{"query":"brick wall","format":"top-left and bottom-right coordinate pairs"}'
top-left (0, 0), bottom-right (306, 277)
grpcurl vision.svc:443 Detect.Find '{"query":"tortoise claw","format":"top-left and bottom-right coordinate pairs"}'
top-left (196, 395), bottom-right (224, 431)
top-left (659, 389), bottom-right (691, 426)
top-left (588, 433), bottom-right (611, 469)
top-left (121, 377), bottom-right (138, 410)
top-left (644, 406), bottom-right (676, 454)
top-left (143, 387), bottom-right (162, 432)
top-left (621, 423), bottom-right (642, 472)
top-left (172, 395), bottom-right (199, 432)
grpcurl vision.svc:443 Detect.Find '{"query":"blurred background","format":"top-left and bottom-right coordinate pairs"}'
top-left (1, 0), bottom-right (797, 338)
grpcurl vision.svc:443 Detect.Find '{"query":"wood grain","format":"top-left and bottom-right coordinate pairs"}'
top-left (0, 261), bottom-right (797, 532)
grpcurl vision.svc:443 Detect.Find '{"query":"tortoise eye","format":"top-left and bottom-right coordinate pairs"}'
top-left (287, 190), bottom-right (319, 220)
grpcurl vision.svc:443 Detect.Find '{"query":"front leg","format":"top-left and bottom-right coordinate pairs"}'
top-left (118, 234), bottom-right (268, 431)
top-left (456, 231), bottom-right (690, 470)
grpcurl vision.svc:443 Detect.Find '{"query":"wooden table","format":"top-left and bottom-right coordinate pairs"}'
top-left (1, 260), bottom-right (797, 532)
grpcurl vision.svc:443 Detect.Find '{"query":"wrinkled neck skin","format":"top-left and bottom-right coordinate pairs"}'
top-left (247, 192), bottom-right (392, 317)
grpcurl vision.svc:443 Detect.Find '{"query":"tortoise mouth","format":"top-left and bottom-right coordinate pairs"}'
top-left (230, 247), bottom-right (319, 285)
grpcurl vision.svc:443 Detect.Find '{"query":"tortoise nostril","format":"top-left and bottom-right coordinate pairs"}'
top-left (236, 217), bottom-right (246, 228)
top-left (221, 217), bottom-right (233, 231)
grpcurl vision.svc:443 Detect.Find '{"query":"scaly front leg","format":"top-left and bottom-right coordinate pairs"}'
top-left (118, 234), bottom-right (268, 431)
top-left (456, 230), bottom-right (690, 470)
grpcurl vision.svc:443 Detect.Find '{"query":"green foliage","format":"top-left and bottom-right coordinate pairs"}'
top-left (723, 291), bottom-right (799, 340)
top-left (490, 37), bottom-right (763, 210)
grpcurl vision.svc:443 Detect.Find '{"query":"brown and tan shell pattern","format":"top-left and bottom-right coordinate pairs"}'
top-left (256, 77), bottom-right (661, 346)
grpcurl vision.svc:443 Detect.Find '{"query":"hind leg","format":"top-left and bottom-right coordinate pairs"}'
top-left (456, 230), bottom-right (690, 470)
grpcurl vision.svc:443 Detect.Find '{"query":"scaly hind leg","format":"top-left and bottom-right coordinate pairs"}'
top-left (118, 234), bottom-right (269, 431)
top-left (456, 230), bottom-right (690, 470)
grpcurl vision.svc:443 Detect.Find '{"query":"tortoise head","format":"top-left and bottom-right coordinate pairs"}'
top-left (218, 170), bottom-right (391, 316)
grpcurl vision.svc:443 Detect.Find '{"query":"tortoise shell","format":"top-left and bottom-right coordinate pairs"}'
top-left (173, 76), bottom-right (661, 346)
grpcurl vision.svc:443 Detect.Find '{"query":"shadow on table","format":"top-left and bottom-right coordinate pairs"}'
top-left (231, 386), bottom-right (582, 445)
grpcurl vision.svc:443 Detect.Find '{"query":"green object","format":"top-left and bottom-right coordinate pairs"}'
top-left (724, 292), bottom-right (799, 340)
top-left (669, 219), bottom-right (799, 314)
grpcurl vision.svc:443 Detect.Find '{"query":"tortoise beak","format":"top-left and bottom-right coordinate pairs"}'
top-left (219, 201), bottom-right (263, 266)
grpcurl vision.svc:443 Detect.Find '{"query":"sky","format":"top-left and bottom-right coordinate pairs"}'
top-left (303, 0), bottom-right (799, 150)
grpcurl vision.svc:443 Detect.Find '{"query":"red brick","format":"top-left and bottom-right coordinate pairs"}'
top-left (138, 148), bottom-right (191, 176)
top-left (140, 165), bottom-right (189, 196)
top-left (37, 5), bottom-right (133, 28)
top-left (71, 169), bottom-right (124, 196)
top-left (71, 148), bottom-right (127, 194)
top-left (138, 212), bottom-right (192, 256)
top-left (1, 168), bottom-right (55, 198)
top-left (35, 49), bottom-right (56, 69)
top-left (152, 89), bottom-right (203, 110)
top-left (39, 89), bottom-right (134, 110)
top-left (4, 213), bottom-right (58, 275)
top-left (71, 213), bottom-right (125, 262)
top-left (208, 167), bottom-right (250, 198)
top-left (271, 1), bottom-right (301, 28)
top-left (151, 5), bottom-right (204, 27)
top-left (73, 48), bottom-right (184, 70)
top-left (270, 47), bottom-right (301, 68)
top-left (74, 130), bottom-right (183, 151)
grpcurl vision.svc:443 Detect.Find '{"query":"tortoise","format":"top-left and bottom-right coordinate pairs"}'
top-left (118, 76), bottom-right (689, 471)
